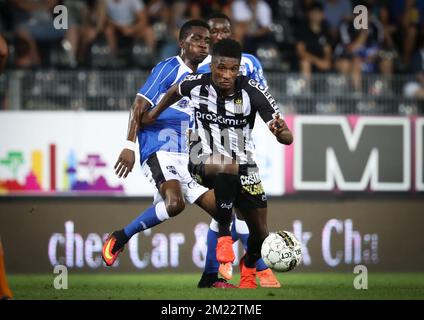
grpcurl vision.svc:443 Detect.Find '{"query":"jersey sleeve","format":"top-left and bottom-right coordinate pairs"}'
top-left (247, 55), bottom-right (268, 90)
top-left (247, 79), bottom-right (281, 124)
top-left (178, 73), bottom-right (204, 98)
top-left (137, 59), bottom-right (174, 106)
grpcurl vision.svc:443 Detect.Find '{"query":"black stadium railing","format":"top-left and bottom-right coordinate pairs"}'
top-left (0, 70), bottom-right (423, 115)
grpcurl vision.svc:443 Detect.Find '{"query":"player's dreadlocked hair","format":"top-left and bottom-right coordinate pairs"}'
top-left (179, 20), bottom-right (210, 41)
top-left (206, 12), bottom-right (232, 25)
top-left (212, 39), bottom-right (241, 61)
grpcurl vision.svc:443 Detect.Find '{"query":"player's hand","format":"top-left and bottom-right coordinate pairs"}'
top-left (114, 148), bottom-right (135, 178)
top-left (268, 114), bottom-right (287, 136)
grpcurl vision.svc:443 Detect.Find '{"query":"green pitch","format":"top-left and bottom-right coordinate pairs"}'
top-left (8, 273), bottom-right (424, 300)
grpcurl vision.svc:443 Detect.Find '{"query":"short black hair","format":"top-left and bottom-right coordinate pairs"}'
top-left (206, 12), bottom-right (232, 25)
top-left (212, 39), bottom-right (241, 60)
top-left (179, 19), bottom-right (210, 41)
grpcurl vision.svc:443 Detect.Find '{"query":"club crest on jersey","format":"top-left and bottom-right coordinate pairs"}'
top-left (234, 97), bottom-right (243, 114)
top-left (178, 98), bottom-right (189, 108)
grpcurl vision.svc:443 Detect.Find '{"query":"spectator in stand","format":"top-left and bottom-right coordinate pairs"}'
top-left (104, 0), bottom-right (156, 57)
top-left (366, 0), bottom-right (395, 49)
top-left (404, 42), bottom-right (424, 99)
top-left (364, 0), bottom-right (399, 76)
top-left (146, 0), bottom-right (170, 25)
top-left (78, 0), bottom-right (107, 65)
top-left (154, 0), bottom-right (186, 60)
top-left (231, 0), bottom-right (273, 53)
top-left (388, 0), bottom-right (424, 69)
top-left (296, 2), bottom-right (332, 81)
top-left (334, 5), bottom-right (389, 91)
top-left (11, 0), bottom-right (80, 68)
top-left (320, 0), bottom-right (352, 42)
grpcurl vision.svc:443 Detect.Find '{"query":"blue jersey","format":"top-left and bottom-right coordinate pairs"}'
top-left (137, 56), bottom-right (194, 164)
top-left (197, 53), bottom-right (268, 89)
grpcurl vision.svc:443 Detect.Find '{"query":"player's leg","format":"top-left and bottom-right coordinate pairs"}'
top-left (191, 154), bottom-right (239, 237)
top-left (180, 165), bottom-right (237, 288)
top-left (237, 207), bottom-right (269, 289)
top-left (194, 189), bottom-right (235, 261)
top-left (123, 179), bottom-right (184, 237)
top-left (197, 219), bottom-right (220, 287)
top-left (194, 191), bottom-right (237, 288)
top-left (197, 219), bottom-right (237, 288)
top-left (190, 155), bottom-right (239, 279)
top-left (189, 160), bottom-right (224, 286)
top-left (102, 179), bottom-right (184, 266)
top-left (232, 164), bottom-right (271, 288)
top-left (204, 155), bottom-right (239, 239)
top-left (102, 152), bottom-right (186, 266)
top-left (234, 209), bottom-right (281, 288)
top-left (197, 216), bottom-right (240, 288)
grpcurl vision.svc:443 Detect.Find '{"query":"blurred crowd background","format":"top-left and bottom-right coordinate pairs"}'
top-left (1, 0), bottom-right (424, 112)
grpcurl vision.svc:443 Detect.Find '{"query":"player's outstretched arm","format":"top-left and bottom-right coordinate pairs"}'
top-left (115, 96), bottom-right (151, 178)
top-left (250, 80), bottom-right (293, 145)
top-left (0, 35), bottom-right (8, 73)
top-left (141, 83), bottom-right (182, 125)
top-left (269, 114), bottom-right (293, 145)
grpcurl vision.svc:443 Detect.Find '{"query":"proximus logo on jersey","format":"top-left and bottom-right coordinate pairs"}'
top-left (195, 110), bottom-right (247, 128)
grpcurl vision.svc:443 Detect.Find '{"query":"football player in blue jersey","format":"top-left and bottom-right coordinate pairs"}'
top-left (194, 13), bottom-right (281, 288)
top-left (102, 20), bottom-right (236, 288)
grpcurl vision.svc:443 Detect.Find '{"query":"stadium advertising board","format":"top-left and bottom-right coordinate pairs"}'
top-left (284, 115), bottom-right (423, 193)
top-left (1, 112), bottom-right (423, 196)
top-left (288, 116), bottom-right (411, 192)
top-left (1, 198), bottom-right (423, 273)
top-left (0, 111), bottom-right (283, 196)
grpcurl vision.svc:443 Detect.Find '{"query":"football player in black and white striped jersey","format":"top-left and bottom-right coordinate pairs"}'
top-left (143, 39), bottom-right (292, 288)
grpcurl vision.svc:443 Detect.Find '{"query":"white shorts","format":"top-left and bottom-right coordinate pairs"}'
top-left (142, 151), bottom-right (209, 205)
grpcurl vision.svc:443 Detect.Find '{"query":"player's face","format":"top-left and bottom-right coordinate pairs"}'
top-left (211, 56), bottom-right (240, 91)
top-left (181, 26), bottom-right (210, 64)
top-left (208, 18), bottom-right (232, 44)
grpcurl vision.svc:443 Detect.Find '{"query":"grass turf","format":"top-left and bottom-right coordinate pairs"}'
top-left (8, 272), bottom-right (424, 300)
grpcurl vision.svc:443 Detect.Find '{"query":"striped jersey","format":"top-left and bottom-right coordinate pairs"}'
top-left (179, 73), bottom-right (281, 164)
top-left (137, 55), bottom-right (194, 164)
top-left (198, 53), bottom-right (268, 89)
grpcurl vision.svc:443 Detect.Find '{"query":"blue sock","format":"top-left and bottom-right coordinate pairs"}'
top-left (256, 257), bottom-right (270, 271)
top-left (204, 228), bottom-right (219, 274)
top-left (238, 233), bottom-right (269, 271)
top-left (123, 202), bottom-right (169, 238)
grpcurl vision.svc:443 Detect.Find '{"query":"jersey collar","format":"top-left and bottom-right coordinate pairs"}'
top-left (176, 55), bottom-right (197, 73)
top-left (209, 73), bottom-right (243, 99)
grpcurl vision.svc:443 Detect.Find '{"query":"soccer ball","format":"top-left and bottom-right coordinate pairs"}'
top-left (261, 231), bottom-right (302, 272)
